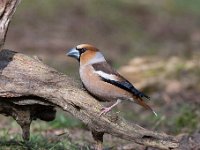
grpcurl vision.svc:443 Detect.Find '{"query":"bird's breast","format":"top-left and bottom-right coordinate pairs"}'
top-left (79, 65), bottom-right (132, 102)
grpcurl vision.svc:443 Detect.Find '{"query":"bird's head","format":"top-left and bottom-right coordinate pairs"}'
top-left (67, 44), bottom-right (105, 65)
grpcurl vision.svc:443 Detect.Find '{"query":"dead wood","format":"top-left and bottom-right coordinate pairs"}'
top-left (0, 49), bottom-right (180, 150)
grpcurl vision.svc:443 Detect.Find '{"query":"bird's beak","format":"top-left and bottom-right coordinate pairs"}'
top-left (66, 48), bottom-right (80, 60)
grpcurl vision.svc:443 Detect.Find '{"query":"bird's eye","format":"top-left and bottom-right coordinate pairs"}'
top-left (78, 48), bottom-right (87, 54)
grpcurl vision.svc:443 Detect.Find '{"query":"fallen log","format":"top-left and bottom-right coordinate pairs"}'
top-left (0, 49), bottom-right (179, 149)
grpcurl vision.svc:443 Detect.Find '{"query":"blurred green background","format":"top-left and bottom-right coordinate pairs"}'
top-left (1, 0), bottom-right (200, 149)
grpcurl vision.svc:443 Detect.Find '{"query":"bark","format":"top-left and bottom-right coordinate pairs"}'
top-left (0, 49), bottom-right (179, 150)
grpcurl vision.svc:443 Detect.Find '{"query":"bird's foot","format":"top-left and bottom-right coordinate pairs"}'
top-left (99, 107), bottom-right (112, 116)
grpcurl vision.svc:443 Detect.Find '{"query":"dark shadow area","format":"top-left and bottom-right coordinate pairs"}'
top-left (0, 49), bottom-right (17, 70)
top-left (0, 98), bottom-right (56, 121)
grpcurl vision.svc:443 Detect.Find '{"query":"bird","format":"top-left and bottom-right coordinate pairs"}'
top-left (67, 44), bottom-right (157, 116)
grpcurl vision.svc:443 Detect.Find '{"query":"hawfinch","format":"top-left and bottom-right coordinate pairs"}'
top-left (67, 44), bottom-right (157, 116)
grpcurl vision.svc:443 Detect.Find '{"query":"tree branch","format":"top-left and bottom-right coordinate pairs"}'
top-left (0, 49), bottom-right (179, 149)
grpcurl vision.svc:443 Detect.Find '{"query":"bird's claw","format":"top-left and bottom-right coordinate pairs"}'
top-left (99, 107), bottom-right (111, 116)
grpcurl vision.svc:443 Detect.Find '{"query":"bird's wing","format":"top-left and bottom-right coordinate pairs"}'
top-left (92, 62), bottom-right (150, 100)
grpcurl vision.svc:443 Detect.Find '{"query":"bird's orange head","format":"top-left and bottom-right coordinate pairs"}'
top-left (67, 44), bottom-right (100, 64)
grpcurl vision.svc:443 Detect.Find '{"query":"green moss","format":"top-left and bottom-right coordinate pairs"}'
top-left (0, 134), bottom-right (77, 150)
top-left (173, 106), bottom-right (198, 133)
top-left (167, 0), bottom-right (200, 15)
top-left (49, 112), bottom-right (84, 129)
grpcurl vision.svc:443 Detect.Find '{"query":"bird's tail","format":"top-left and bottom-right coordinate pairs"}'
top-left (133, 96), bottom-right (157, 116)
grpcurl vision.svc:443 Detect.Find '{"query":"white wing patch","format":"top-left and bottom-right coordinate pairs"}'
top-left (95, 70), bottom-right (117, 81)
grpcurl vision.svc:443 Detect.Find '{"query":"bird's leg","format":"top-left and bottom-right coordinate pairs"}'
top-left (99, 99), bottom-right (121, 116)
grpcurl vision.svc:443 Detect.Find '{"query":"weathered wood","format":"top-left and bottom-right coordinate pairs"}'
top-left (0, 49), bottom-right (179, 149)
top-left (0, 98), bottom-right (56, 141)
top-left (0, 0), bottom-right (21, 49)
